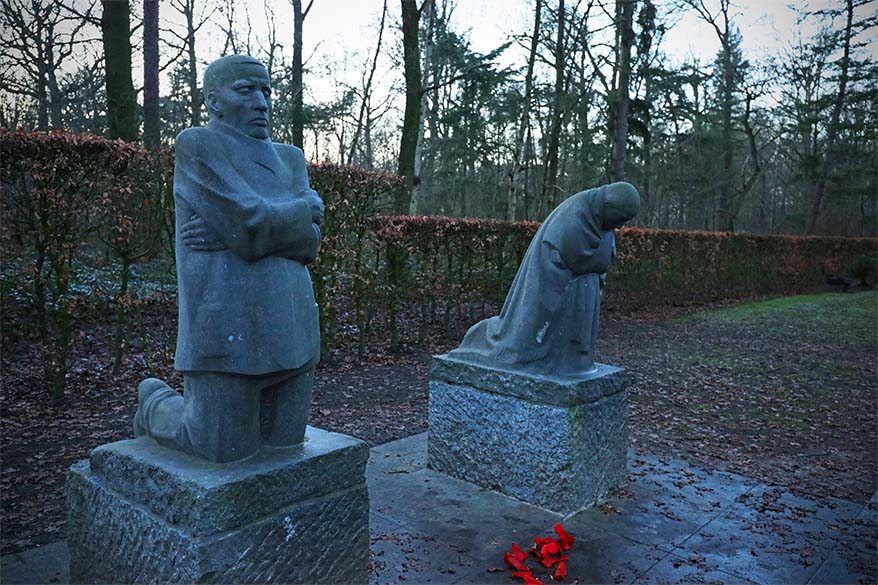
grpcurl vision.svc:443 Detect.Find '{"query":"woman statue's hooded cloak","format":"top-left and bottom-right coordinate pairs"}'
top-left (447, 182), bottom-right (640, 377)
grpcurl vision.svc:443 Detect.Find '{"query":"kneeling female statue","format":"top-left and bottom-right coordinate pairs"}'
top-left (447, 182), bottom-right (640, 377)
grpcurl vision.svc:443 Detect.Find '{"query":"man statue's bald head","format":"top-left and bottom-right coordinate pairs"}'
top-left (203, 55), bottom-right (273, 139)
top-left (203, 55), bottom-right (267, 95)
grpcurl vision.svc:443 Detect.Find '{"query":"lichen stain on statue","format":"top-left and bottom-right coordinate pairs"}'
top-left (132, 55), bottom-right (325, 464)
top-left (447, 182), bottom-right (640, 378)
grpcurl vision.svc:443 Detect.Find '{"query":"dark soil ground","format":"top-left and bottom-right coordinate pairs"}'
top-left (2, 292), bottom-right (876, 556)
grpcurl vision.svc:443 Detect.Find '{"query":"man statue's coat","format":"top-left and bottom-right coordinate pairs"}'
top-left (173, 120), bottom-right (321, 375)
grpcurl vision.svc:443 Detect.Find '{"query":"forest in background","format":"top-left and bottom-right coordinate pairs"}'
top-left (1, 0), bottom-right (876, 236)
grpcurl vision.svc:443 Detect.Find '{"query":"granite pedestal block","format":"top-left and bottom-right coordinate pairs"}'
top-left (66, 426), bottom-right (369, 584)
top-left (428, 355), bottom-right (628, 515)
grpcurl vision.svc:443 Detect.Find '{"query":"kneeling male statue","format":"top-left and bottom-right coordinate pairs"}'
top-left (134, 55), bottom-right (325, 463)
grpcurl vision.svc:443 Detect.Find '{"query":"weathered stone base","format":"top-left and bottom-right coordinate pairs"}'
top-left (66, 427), bottom-right (369, 584)
top-left (428, 355), bottom-right (628, 515)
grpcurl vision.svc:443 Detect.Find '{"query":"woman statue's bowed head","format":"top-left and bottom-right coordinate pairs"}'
top-left (447, 182), bottom-right (640, 377)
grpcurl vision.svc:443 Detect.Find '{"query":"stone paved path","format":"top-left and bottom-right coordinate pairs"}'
top-left (3, 433), bottom-right (876, 584)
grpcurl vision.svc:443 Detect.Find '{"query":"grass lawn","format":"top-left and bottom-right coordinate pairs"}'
top-left (602, 291), bottom-right (877, 506)
top-left (680, 291), bottom-right (877, 349)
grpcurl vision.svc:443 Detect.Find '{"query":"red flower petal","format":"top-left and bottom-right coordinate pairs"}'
top-left (540, 542), bottom-right (560, 556)
top-left (539, 554), bottom-right (569, 568)
top-left (504, 552), bottom-right (527, 571)
top-left (512, 543), bottom-right (529, 563)
top-left (554, 523), bottom-right (576, 550)
top-left (534, 536), bottom-right (556, 546)
top-left (512, 571), bottom-right (543, 585)
top-left (553, 562), bottom-right (568, 580)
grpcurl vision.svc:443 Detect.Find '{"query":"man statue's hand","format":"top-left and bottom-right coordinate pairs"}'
top-left (182, 215), bottom-right (227, 251)
top-left (306, 192), bottom-right (325, 226)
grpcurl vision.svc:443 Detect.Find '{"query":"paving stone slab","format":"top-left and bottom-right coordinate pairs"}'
top-left (807, 497), bottom-right (878, 585)
top-left (6, 433), bottom-right (875, 585)
top-left (567, 453), bottom-right (755, 550)
top-left (468, 526), bottom-right (669, 585)
top-left (633, 551), bottom-right (760, 585)
top-left (807, 550), bottom-right (877, 585)
top-left (0, 542), bottom-right (69, 585)
top-left (368, 467), bottom-right (562, 563)
top-left (630, 454), bottom-right (761, 513)
top-left (370, 519), bottom-right (480, 585)
top-left (367, 432), bottom-right (427, 479)
top-left (679, 483), bottom-right (870, 579)
top-left (676, 512), bottom-right (827, 585)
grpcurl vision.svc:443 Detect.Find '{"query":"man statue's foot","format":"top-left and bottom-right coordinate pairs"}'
top-left (133, 378), bottom-right (171, 437)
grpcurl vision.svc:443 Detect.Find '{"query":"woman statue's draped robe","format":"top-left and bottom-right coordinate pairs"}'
top-left (448, 185), bottom-right (622, 377)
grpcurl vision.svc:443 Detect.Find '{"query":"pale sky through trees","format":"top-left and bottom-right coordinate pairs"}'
top-left (2, 0), bottom-right (873, 234)
top-left (167, 0), bottom-right (870, 103)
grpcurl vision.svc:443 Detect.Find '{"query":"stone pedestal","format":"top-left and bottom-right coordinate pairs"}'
top-left (66, 427), bottom-right (369, 584)
top-left (428, 355), bottom-right (628, 515)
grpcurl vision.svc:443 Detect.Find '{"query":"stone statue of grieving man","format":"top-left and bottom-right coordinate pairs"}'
top-left (447, 182), bottom-right (640, 377)
top-left (133, 55), bottom-right (325, 463)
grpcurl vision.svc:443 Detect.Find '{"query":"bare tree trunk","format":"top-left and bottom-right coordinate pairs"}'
top-left (804, 0), bottom-right (853, 235)
top-left (143, 0), bottom-right (160, 150)
top-left (349, 0), bottom-right (387, 164)
top-left (718, 59), bottom-right (733, 229)
top-left (290, 0), bottom-right (314, 148)
top-left (364, 108), bottom-right (374, 169)
top-left (46, 44), bottom-right (63, 129)
top-left (730, 89), bottom-right (762, 224)
top-left (185, 1), bottom-right (199, 127)
top-left (396, 0), bottom-right (428, 214)
top-left (1, 0), bottom-right (94, 132)
top-left (36, 74), bottom-right (49, 131)
top-left (641, 72), bottom-right (653, 218)
top-left (610, 0), bottom-right (634, 182)
top-left (218, 0), bottom-right (239, 54)
top-left (409, 0), bottom-right (435, 214)
top-left (541, 0), bottom-right (565, 215)
top-left (102, 0), bottom-right (138, 141)
top-left (715, 2), bottom-right (734, 230)
top-left (261, 0), bottom-right (281, 78)
top-left (507, 0), bottom-right (542, 220)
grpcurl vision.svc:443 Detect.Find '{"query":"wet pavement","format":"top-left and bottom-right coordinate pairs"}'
top-left (3, 432), bottom-right (876, 584)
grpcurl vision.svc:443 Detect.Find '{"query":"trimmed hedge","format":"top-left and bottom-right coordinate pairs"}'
top-left (3, 129), bottom-right (875, 389)
top-left (612, 227), bottom-right (876, 306)
top-left (367, 217), bottom-right (877, 344)
top-left (1, 129), bottom-right (167, 395)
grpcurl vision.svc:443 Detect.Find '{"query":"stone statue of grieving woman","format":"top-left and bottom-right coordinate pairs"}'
top-left (447, 182), bottom-right (640, 377)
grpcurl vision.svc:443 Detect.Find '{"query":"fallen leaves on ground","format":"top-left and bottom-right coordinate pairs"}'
top-left (2, 293), bottom-right (876, 557)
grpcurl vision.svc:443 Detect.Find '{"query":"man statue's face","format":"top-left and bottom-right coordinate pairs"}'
top-left (209, 64), bottom-right (272, 139)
